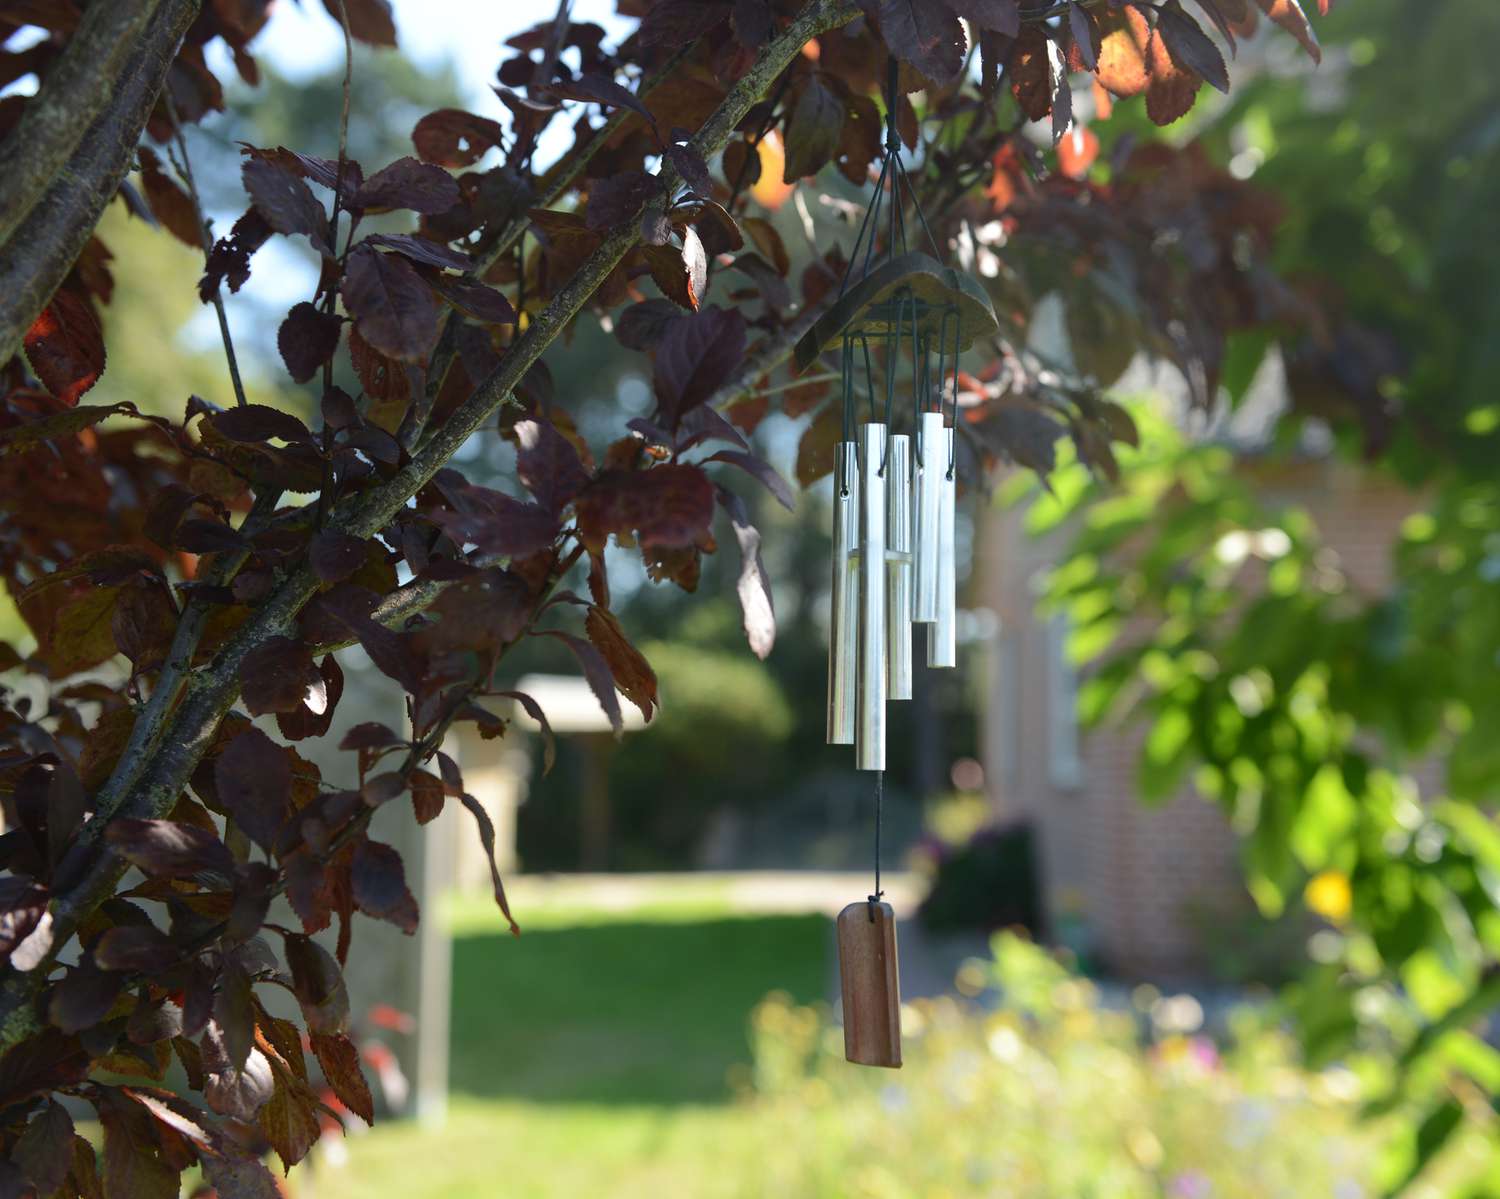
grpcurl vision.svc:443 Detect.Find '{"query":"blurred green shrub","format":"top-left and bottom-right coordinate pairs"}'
top-left (916, 820), bottom-right (1043, 937)
top-left (739, 934), bottom-right (1424, 1199)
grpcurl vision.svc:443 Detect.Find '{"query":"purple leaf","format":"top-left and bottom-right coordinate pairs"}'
top-left (705, 449), bottom-right (795, 509)
top-left (240, 635), bottom-right (323, 716)
top-left (215, 728), bottom-right (292, 851)
top-left (515, 419), bottom-right (590, 513)
top-left (586, 171), bottom-right (660, 231)
top-left (363, 232), bottom-right (473, 272)
top-left (206, 403), bottom-right (311, 444)
top-left (341, 243), bottom-right (440, 363)
top-left (106, 819), bottom-right (235, 886)
top-left (241, 157), bottom-right (331, 255)
top-left (351, 839), bottom-right (419, 934)
top-left (277, 302), bottom-right (342, 383)
top-left (652, 305), bottom-right (747, 428)
top-left (352, 156), bottom-right (461, 214)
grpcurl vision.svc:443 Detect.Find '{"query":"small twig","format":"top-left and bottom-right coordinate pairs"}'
top-left (165, 94), bottom-right (249, 410)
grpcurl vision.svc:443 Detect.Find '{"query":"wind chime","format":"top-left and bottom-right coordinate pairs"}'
top-left (794, 61), bottom-right (998, 1068)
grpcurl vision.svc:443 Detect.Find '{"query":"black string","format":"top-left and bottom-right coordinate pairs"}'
top-left (868, 770), bottom-right (884, 919)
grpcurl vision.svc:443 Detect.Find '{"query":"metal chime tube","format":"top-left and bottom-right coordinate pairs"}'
top-left (826, 441), bottom-right (859, 744)
top-left (856, 423), bottom-right (888, 770)
top-left (914, 411), bottom-right (946, 623)
top-left (928, 425), bottom-right (957, 668)
top-left (885, 434), bottom-right (913, 701)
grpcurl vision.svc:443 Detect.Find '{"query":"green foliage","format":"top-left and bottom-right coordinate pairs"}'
top-left (1029, 396), bottom-right (1500, 1192)
top-left (917, 820), bottom-right (1042, 936)
top-left (742, 934), bottom-right (1467, 1199)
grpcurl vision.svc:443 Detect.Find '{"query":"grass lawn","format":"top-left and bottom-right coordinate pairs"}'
top-left (298, 888), bottom-right (830, 1198)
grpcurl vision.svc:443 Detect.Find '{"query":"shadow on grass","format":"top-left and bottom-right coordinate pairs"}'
top-left (448, 914), bottom-right (829, 1106)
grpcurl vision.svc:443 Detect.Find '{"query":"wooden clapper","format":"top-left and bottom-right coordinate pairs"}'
top-left (836, 899), bottom-right (901, 1068)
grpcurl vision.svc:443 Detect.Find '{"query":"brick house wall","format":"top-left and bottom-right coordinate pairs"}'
top-left (973, 457), bottom-right (1422, 977)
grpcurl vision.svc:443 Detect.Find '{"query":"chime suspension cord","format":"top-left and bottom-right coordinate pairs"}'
top-left (869, 769), bottom-right (884, 917)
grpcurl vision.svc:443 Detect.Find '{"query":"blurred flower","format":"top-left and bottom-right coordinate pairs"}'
top-left (1304, 870), bottom-right (1353, 924)
top-left (1170, 1170), bottom-right (1213, 1198)
top-left (1126, 1126), bottom-right (1164, 1169)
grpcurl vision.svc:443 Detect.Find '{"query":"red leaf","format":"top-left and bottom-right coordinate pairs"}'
top-left (283, 934), bottom-right (350, 1035)
top-left (879, 0), bottom-right (966, 83)
top-left (1256, 0), bottom-right (1320, 62)
top-left (515, 418), bottom-right (590, 513)
top-left (458, 791), bottom-right (519, 935)
top-left (639, 0), bottom-right (731, 46)
top-left (215, 728), bottom-right (292, 851)
top-left (309, 1032), bottom-right (374, 1125)
top-left (1008, 26), bottom-right (1054, 121)
top-left (363, 231), bottom-right (472, 272)
top-left (410, 769), bottom-right (445, 824)
top-left (411, 108), bottom-right (506, 167)
top-left (586, 171), bottom-right (660, 230)
top-left (309, 529), bottom-right (369, 583)
top-left (781, 76), bottom-right (844, 182)
top-left (547, 73), bottom-right (654, 123)
top-left (24, 290), bottom-right (105, 405)
top-left (946, 0), bottom-right (1019, 35)
top-left (429, 477), bottom-right (561, 557)
top-left (277, 302), bottom-right (342, 383)
top-left (424, 273), bottom-right (516, 325)
top-left (206, 402), bottom-right (311, 444)
top-left (584, 606), bottom-right (658, 723)
top-left (642, 225), bottom-right (708, 311)
top-left (240, 635), bottom-right (322, 716)
top-left (13, 1100), bottom-right (74, 1198)
top-left (1158, 1), bottom-right (1230, 92)
top-left (575, 464), bottom-right (716, 553)
top-left (94, 925), bottom-right (177, 973)
top-left (278, 654), bottom-right (344, 742)
top-left (106, 819), bottom-right (235, 886)
top-left (139, 148), bottom-right (202, 248)
top-left (322, 0), bottom-right (396, 47)
top-left (341, 243), bottom-right (440, 363)
top-left (704, 449), bottom-right (794, 510)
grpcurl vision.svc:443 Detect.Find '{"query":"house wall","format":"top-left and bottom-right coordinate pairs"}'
top-left (974, 458), bottom-right (1422, 977)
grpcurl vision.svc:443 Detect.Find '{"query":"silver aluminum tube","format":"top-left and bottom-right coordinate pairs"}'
top-left (856, 423), bottom-right (888, 771)
top-left (914, 410), bottom-right (945, 623)
top-left (928, 425), bottom-right (957, 668)
top-left (826, 441), bottom-right (859, 745)
top-left (885, 434), bottom-right (913, 701)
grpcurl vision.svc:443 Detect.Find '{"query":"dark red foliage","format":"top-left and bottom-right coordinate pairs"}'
top-left (0, 0), bottom-right (1344, 1190)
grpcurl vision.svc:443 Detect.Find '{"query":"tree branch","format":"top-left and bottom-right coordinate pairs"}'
top-left (0, 0), bottom-right (862, 1053)
top-left (0, 0), bottom-right (164, 247)
top-left (0, 0), bottom-right (202, 367)
top-left (165, 96), bottom-right (249, 409)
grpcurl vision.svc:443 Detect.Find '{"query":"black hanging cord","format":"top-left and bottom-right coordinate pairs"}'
top-left (868, 770), bottom-right (885, 919)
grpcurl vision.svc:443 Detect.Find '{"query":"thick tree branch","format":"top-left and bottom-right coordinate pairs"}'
top-left (0, 0), bottom-right (164, 247)
top-left (0, 0), bottom-right (201, 366)
top-left (0, 0), bottom-right (862, 1053)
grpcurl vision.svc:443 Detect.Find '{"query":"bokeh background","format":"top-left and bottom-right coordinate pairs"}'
top-left (4, 2), bottom-right (1498, 1196)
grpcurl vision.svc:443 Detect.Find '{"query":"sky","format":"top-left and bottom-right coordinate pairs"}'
top-left (247, 0), bottom-right (633, 114)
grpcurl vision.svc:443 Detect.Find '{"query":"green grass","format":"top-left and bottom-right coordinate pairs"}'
top-left (300, 893), bottom-right (830, 1198)
top-left (448, 913), bottom-right (828, 1105)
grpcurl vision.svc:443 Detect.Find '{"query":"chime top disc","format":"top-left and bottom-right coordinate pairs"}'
top-left (793, 251), bottom-right (999, 372)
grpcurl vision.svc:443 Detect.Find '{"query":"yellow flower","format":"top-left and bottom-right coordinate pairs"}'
top-left (1304, 870), bottom-right (1352, 924)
